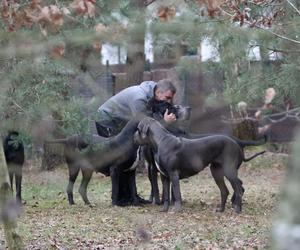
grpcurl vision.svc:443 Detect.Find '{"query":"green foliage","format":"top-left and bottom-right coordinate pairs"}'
top-left (0, 55), bottom-right (93, 138)
top-left (149, 3), bottom-right (300, 110)
top-left (202, 19), bottom-right (300, 109)
top-left (0, 1), bottom-right (135, 159)
top-left (0, 0), bottom-right (299, 147)
top-left (150, 11), bottom-right (205, 60)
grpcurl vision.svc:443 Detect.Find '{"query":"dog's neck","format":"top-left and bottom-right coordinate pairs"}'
top-left (113, 119), bottom-right (140, 147)
top-left (148, 121), bottom-right (180, 151)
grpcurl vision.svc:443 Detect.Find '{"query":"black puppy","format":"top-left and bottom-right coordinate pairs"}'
top-left (3, 131), bottom-right (25, 203)
top-left (48, 116), bottom-right (144, 206)
top-left (135, 117), bottom-right (265, 213)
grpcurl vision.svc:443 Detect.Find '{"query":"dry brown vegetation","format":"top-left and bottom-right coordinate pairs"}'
top-left (0, 151), bottom-right (287, 249)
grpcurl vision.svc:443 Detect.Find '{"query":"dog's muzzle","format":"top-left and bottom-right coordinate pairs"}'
top-left (134, 129), bottom-right (150, 146)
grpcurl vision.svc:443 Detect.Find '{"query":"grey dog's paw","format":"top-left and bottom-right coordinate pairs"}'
top-left (215, 206), bottom-right (225, 213)
top-left (171, 207), bottom-right (182, 213)
top-left (160, 206), bottom-right (169, 212)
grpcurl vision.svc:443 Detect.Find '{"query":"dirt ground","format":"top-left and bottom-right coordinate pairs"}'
top-left (0, 151), bottom-right (288, 249)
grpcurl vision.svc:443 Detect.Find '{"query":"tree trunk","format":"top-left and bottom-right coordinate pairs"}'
top-left (125, 0), bottom-right (146, 87)
top-left (115, 0), bottom-right (147, 205)
top-left (0, 138), bottom-right (23, 250)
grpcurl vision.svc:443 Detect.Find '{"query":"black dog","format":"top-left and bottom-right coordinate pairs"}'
top-left (145, 100), bottom-right (266, 205)
top-left (3, 131), bottom-right (25, 203)
top-left (135, 117), bottom-right (265, 213)
top-left (48, 116), bottom-right (145, 206)
top-left (143, 133), bottom-right (266, 205)
top-left (144, 100), bottom-right (190, 204)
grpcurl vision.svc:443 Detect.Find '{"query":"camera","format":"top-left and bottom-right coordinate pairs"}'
top-left (171, 104), bottom-right (191, 121)
top-left (152, 100), bottom-right (191, 121)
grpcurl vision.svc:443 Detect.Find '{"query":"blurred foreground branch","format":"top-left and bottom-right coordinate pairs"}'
top-left (272, 130), bottom-right (300, 249)
top-left (0, 139), bottom-right (23, 250)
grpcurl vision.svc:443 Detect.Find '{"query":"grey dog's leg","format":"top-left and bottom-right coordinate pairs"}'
top-left (161, 175), bottom-right (170, 212)
top-left (15, 166), bottom-right (22, 203)
top-left (210, 164), bottom-right (229, 212)
top-left (147, 163), bottom-right (154, 203)
top-left (227, 177), bottom-right (244, 213)
top-left (8, 164), bottom-right (14, 192)
top-left (148, 172), bottom-right (154, 202)
top-left (170, 185), bottom-right (175, 205)
top-left (67, 164), bottom-right (80, 205)
top-left (170, 171), bottom-right (182, 212)
top-left (222, 162), bottom-right (244, 213)
top-left (78, 167), bottom-right (93, 206)
top-left (148, 164), bottom-right (160, 205)
top-left (231, 178), bottom-right (244, 206)
top-left (144, 146), bottom-right (160, 205)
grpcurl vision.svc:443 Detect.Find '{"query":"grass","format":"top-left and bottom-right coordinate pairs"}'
top-left (0, 150), bottom-right (288, 249)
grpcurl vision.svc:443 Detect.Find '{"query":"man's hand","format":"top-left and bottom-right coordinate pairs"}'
top-left (164, 109), bottom-right (176, 123)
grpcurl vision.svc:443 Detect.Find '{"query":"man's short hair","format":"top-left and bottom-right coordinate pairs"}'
top-left (156, 79), bottom-right (177, 94)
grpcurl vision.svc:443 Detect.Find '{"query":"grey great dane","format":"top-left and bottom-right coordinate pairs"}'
top-left (47, 116), bottom-right (144, 207)
top-left (134, 117), bottom-right (266, 213)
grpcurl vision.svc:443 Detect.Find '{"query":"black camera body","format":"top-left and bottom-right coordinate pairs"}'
top-left (152, 100), bottom-right (191, 121)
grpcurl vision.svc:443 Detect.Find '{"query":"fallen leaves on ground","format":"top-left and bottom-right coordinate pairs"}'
top-left (0, 152), bottom-right (286, 249)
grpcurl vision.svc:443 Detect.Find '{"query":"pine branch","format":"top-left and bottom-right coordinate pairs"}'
top-left (63, 14), bottom-right (88, 28)
top-left (11, 100), bottom-right (25, 113)
top-left (144, 0), bottom-right (157, 6)
top-left (267, 48), bottom-right (300, 53)
top-left (219, 7), bottom-right (300, 44)
top-left (216, 0), bottom-right (300, 45)
top-left (218, 6), bottom-right (234, 18)
top-left (286, 0), bottom-right (300, 15)
top-left (249, 44), bottom-right (300, 53)
top-left (257, 25), bottom-right (300, 45)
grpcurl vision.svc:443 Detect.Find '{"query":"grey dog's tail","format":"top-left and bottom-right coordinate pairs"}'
top-left (235, 137), bottom-right (267, 148)
top-left (243, 150), bottom-right (266, 162)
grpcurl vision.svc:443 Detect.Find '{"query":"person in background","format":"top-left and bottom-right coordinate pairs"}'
top-left (95, 79), bottom-right (177, 137)
top-left (95, 78), bottom-right (177, 206)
